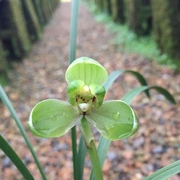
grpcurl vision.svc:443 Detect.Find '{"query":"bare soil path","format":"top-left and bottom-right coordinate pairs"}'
top-left (1, 2), bottom-right (180, 180)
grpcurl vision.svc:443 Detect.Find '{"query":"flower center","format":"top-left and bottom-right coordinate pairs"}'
top-left (67, 80), bottom-right (105, 115)
top-left (76, 85), bottom-right (96, 115)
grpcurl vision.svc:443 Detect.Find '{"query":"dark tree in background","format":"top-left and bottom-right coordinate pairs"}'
top-left (0, 0), bottom-right (31, 59)
top-left (125, 0), bottom-right (152, 36)
top-left (0, 0), bottom-right (60, 77)
top-left (151, 0), bottom-right (180, 59)
top-left (111, 0), bottom-right (125, 23)
top-left (21, 0), bottom-right (42, 42)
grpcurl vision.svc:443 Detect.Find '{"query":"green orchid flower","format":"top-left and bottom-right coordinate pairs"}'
top-left (28, 57), bottom-right (139, 141)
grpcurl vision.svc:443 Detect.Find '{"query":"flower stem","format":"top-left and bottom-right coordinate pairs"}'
top-left (71, 126), bottom-right (78, 180)
top-left (80, 116), bottom-right (103, 180)
top-left (69, 0), bottom-right (80, 179)
top-left (69, 0), bottom-right (80, 64)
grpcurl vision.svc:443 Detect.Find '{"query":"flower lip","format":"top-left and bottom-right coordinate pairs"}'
top-left (79, 103), bottom-right (89, 112)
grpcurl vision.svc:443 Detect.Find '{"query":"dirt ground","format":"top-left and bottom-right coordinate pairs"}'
top-left (0, 2), bottom-right (180, 180)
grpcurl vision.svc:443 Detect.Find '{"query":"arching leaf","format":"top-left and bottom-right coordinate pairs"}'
top-left (144, 160), bottom-right (180, 180)
top-left (0, 85), bottom-right (47, 180)
top-left (149, 85), bottom-right (176, 104)
top-left (104, 70), bottom-right (150, 97)
top-left (122, 86), bottom-right (176, 105)
top-left (0, 135), bottom-right (34, 180)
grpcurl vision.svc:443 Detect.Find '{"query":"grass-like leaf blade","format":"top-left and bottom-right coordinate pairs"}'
top-left (104, 70), bottom-right (150, 97)
top-left (144, 160), bottom-right (180, 180)
top-left (121, 86), bottom-right (149, 104)
top-left (0, 85), bottom-right (47, 180)
top-left (122, 86), bottom-right (176, 104)
top-left (104, 70), bottom-right (124, 91)
top-left (89, 136), bottom-right (111, 180)
top-left (77, 136), bottom-right (87, 180)
top-left (121, 86), bottom-right (176, 104)
top-left (0, 135), bottom-right (34, 180)
top-left (149, 85), bottom-right (176, 104)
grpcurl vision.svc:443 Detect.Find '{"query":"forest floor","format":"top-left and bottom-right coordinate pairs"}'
top-left (0, 2), bottom-right (180, 180)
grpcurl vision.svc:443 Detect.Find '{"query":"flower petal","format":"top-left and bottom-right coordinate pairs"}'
top-left (86, 100), bottom-right (139, 140)
top-left (67, 80), bottom-right (85, 105)
top-left (89, 84), bottom-right (106, 108)
top-left (28, 99), bottom-right (81, 138)
top-left (65, 57), bottom-right (108, 86)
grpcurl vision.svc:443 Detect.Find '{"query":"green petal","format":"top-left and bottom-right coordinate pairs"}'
top-left (65, 57), bottom-right (108, 86)
top-left (86, 100), bottom-right (139, 140)
top-left (67, 80), bottom-right (85, 105)
top-left (28, 99), bottom-right (81, 138)
top-left (89, 84), bottom-right (106, 108)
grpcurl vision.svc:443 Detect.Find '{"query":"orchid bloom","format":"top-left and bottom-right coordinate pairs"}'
top-left (28, 57), bottom-right (138, 140)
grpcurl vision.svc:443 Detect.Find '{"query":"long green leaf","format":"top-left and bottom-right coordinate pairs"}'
top-left (0, 85), bottom-right (47, 180)
top-left (144, 160), bottom-right (180, 180)
top-left (149, 85), bottom-right (176, 104)
top-left (77, 136), bottom-right (87, 180)
top-left (122, 86), bottom-right (176, 105)
top-left (90, 136), bottom-right (110, 180)
top-left (121, 86), bottom-right (149, 104)
top-left (69, 0), bottom-right (80, 179)
top-left (104, 70), bottom-right (124, 91)
top-left (104, 70), bottom-right (150, 97)
top-left (0, 135), bottom-right (34, 180)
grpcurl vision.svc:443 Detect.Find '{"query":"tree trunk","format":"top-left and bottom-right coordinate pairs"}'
top-left (151, 0), bottom-right (180, 59)
top-left (31, 0), bottom-right (46, 26)
top-left (125, 0), bottom-right (152, 36)
top-left (21, 0), bottom-right (42, 42)
top-left (104, 0), bottom-right (112, 14)
top-left (111, 0), bottom-right (125, 23)
top-left (5, 0), bottom-right (31, 59)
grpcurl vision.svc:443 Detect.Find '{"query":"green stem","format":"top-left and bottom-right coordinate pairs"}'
top-left (71, 126), bottom-right (78, 180)
top-left (80, 116), bottom-right (103, 180)
top-left (77, 136), bottom-right (87, 180)
top-left (69, 0), bottom-right (80, 64)
top-left (87, 140), bottom-right (103, 180)
top-left (69, 0), bottom-right (80, 179)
